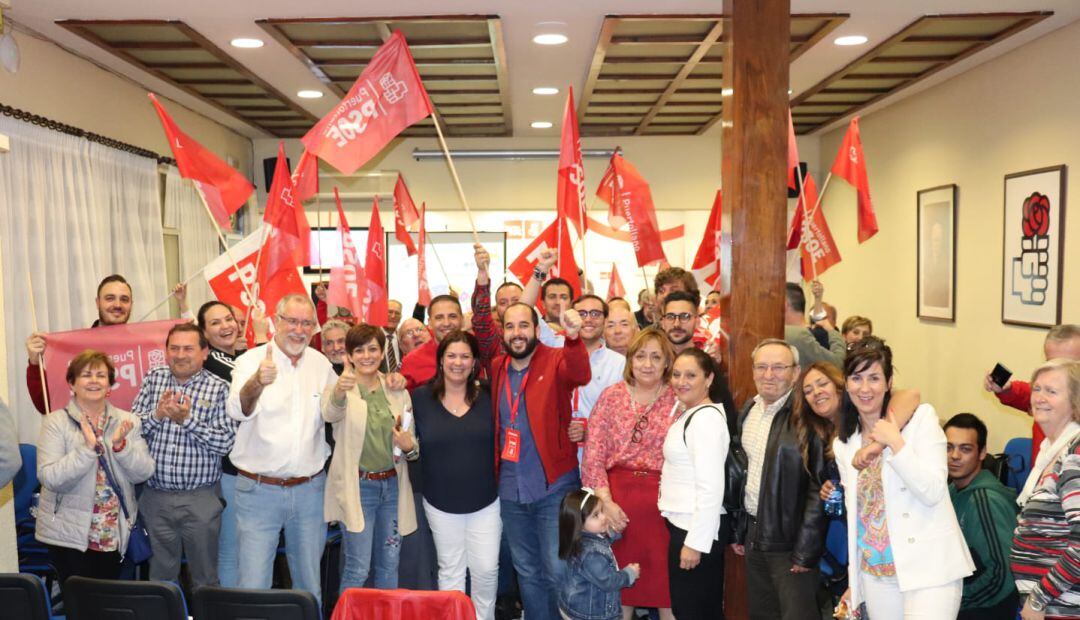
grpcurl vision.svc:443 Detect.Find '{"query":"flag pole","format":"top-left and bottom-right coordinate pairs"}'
top-left (430, 115), bottom-right (481, 244)
top-left (243, 224), bottom-right (271, 338)
top-left (135, 266), bottom-right (208, 323)
top-left (193, 185), bottom-right (257, 302)
top-left (26, 267), bottom-right (51, 414)
top-left (794, 165), bottom-right (819, 281)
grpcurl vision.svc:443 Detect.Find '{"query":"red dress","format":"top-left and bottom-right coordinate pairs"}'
top-left (582, 382), bottom-right (680, 608)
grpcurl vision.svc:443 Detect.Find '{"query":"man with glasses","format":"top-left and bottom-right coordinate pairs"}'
top-left (565, 295), bottom-right (625, 454)
top-left (659, 290), bottom-right (736, 419)
top-left (731, 338), bottom-right (827, 620)
top-left (226, 294), bottom-right (338, 605)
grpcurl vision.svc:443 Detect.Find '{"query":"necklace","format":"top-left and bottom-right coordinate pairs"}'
top-left (628, 382), bottom-right (663, 408)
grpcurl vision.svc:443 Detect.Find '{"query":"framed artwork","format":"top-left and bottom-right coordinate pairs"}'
top-left (917, 184), bottom-right (958, 321)
top-left (1001, 165), bottom-right (1067, 328)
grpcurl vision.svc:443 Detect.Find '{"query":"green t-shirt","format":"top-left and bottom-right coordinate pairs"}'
top-left (359, 387), bottom-right (395, 473)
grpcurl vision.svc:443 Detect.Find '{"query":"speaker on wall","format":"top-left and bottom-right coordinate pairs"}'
top-left (787, 162), bottom-right (808, 198)
top-left (262, 156), bottom-right (290, 193)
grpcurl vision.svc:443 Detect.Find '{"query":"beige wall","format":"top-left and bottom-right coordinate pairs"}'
top-left (816, 19), bottom-right (1080, 452)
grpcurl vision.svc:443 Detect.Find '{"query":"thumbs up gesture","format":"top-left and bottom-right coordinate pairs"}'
top-left (560, 300), bottom-right (583, 339)
top-left (335, 357), bottom-right (358, 399)
top-left (257, 342), bottom-right (278, 386)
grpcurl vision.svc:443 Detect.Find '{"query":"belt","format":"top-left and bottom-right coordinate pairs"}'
top-left (237, 468), bottom-right (314, 488)
top-left (359, 468), bottom-right (396, 481)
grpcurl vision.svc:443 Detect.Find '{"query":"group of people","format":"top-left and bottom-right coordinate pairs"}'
top-left (16, 247), bottom-right (1080, 620)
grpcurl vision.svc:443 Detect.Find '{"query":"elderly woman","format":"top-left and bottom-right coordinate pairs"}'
top-left (36, 350), bottom-right (154, 591)
top-left (1011, 358), bottom-right (1080, 620)
top-left (581, 328), bottom-right (678, 619)
top-left (322, 324), bottom-right (419, 592)
top-left (833, 337), bottom-right (972, 619)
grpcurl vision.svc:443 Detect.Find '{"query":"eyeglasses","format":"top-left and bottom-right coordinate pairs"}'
top-left (630, 413), bottom-right (650, 443)
top-left (277, 315), bottom-right (316, 330)
top-left (752, 363), bottom-right (795, 375)
top-left (662, 312), bottom-right (694, 323)
top-left (577, 309), bottom-right (605, 319)
top-left (402, 327), bottom-right (425, 338)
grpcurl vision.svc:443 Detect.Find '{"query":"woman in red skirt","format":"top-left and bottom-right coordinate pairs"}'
top-left (581, 328), bottom-right (678, 620)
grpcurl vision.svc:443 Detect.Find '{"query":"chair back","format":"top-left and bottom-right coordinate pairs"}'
top-left (1003, 437), bottom-right (1033, 493)
top-left (0, 573), bottom-right (51, 620)
top-left (13, 444), bottom-right (38, 526)
top-left (64, 576), bottom-right (186, 620)
top-left (192, 586), bottom-right (320, 620)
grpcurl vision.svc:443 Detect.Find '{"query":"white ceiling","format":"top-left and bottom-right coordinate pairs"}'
top-left (8, 0), bottom-right (1080, 139)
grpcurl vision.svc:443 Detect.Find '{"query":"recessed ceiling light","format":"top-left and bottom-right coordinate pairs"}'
top-left (834, 35), bottom-right (868, 46)
top-left (533, 33), bottom-right (568, 46)
top-left (532, 86), bottom-right (560, 96)
top-left (531, 121), bottom-right (553, 129)
top-left (230, 38), bottom-right (264, 49)
top-left (297, 90), bottom-right (323, 99)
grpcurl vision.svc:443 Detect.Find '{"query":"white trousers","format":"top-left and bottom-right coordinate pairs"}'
top-left (423, 498), bottom-right (502, 620)
top-left (860, 572), bottom-right (962, 620)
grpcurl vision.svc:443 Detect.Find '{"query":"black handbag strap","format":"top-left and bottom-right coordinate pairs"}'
top-left (97, 450), bottom-right (132, 522)
top-left (683, 404), bottom-right (724, 444)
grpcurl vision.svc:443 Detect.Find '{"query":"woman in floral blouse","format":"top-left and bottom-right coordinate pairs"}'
top-left (581, 328), bottom-right (678, 620)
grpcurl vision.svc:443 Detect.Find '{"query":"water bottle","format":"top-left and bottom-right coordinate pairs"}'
top-left (824, 479), bottom-right (844, 517)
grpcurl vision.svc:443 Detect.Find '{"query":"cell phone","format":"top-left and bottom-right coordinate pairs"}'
top-left (990, 363), bottom-right (1013, 389)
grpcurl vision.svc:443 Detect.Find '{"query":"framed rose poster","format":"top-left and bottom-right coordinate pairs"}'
top-left (1001, 165), bottom-right (1067, 328)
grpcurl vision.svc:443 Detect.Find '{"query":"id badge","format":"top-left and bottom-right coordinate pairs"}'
top-left (502, 428), bottom-right (522, 462)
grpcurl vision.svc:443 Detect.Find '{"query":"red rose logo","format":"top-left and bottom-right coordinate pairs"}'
top-left (1022, 192), bottom-right (1051, 237)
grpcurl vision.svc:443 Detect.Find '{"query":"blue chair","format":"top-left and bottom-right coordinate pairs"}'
top-left (13, 445), bottom-right (56, 592)
top-left (0, 573), bottom-right (53, 620)
top-left (1002, 437), bottom-right (1032, 494)
top-left (818, 517), bottom-right (848, 595)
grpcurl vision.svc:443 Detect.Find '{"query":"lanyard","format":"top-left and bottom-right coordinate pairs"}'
top-left (501, 358), bottom-right (531, 427)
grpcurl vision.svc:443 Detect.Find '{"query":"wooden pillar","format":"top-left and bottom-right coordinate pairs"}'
top-left (721, 1), bottom-right (790, 619)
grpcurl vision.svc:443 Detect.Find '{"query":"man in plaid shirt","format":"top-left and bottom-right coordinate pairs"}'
top-left (133, 322), bottom-right (235, 588)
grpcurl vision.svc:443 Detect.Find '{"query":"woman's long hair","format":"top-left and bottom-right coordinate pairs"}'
top-left (431, 329), bottom-right (481, 405)
top-left (839, 336), bottom-right (894, 442)
top-left (791, 361), bottom-right (844, 469)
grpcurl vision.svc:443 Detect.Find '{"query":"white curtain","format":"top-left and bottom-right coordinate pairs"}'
top-left (0, 115), bottom-right (168, 440)
top-left (163, 167), bottom-right (219, 313)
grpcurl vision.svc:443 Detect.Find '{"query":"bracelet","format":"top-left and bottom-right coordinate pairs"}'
top-left (404, 446), bottom-right (420, 461)
top-left (112, 439), bottom-right (126, 453)
top-left (533, 266), bottom-right (548, 281)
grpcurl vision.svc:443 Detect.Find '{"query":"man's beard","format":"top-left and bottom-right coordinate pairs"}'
top-left (504, 334), bottom-right (539, 360)
top-left (666, 328), bottom-right (692, 347)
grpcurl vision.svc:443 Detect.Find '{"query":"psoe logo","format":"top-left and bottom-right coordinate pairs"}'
top-left (1010, 192), bottom-right (1051, 306)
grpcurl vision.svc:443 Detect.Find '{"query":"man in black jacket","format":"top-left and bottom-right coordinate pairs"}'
top-left (732, 338), bottom-right (827, 620)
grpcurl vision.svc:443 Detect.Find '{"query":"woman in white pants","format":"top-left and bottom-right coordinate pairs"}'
top-left (412, 331), bottom-right (500, 619)
top-left (833, 338), bottom-right (973, 619)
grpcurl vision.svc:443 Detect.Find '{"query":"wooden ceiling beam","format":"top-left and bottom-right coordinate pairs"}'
top-left (107, 41), bottom-right (200, 50)
top-left (577, 18), bottom-right (619, 124)
top-left (143, 61), bottom-right (228, 69)
top-left (488, 18), bottom-right (513, 135)
top-left (175, 78), bottom-right (251, 85)
top-left (257, 20), bottom-right (347, 98)
top-left (634, 20), bottom-right (724, 135)
top-left (789, 14), bottom-right (847, 61)
top-left (291, 38), bottom-right (490, 49)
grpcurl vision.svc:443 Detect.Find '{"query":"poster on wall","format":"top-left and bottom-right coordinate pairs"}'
top-left (1001, 165), bottom-right (1067, 328)
top-left (917, 184), bottom-right (957, 321)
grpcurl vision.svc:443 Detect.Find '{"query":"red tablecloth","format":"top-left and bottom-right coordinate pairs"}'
top-left (331, 588), bottom-right (476, 620)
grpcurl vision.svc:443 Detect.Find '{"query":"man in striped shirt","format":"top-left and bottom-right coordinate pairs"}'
top-left (133, 322), bottom-right (236, 588)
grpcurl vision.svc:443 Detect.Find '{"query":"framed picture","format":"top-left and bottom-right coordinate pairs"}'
top-left (917, 185), bottom-right (958, 321)
top-left (1001, 165), bottom-right (1067, 328)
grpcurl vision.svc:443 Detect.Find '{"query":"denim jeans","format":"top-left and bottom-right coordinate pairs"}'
top-left (501, 491), bottom-right (566, 620)
top-left (217, 473), bottom-right (238, 587)
top-left (235, 473), bottom-right (327, 605)
top-left (341, 477), bottom-right (401, 592)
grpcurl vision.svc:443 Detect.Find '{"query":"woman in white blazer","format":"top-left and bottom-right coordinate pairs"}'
top-left (832, 338), bottom-right (973, 619)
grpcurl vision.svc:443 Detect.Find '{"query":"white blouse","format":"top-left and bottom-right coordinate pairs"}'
top-left (659, 402), bottom-right (729, 552)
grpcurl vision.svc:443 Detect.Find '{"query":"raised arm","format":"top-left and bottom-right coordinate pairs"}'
top-left (520, 249), bottom-right (557, 308)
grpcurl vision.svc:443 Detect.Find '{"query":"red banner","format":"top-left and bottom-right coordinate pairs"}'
top-left (328, 188), bottom-right (365, 317)
top-left (787, 108), bottom-right (800, 191)
top-left (596, 154), bottom-right (624, 229)
top-left (393, 175), bottom-right (419, 256)
top-left (611, 154), bottom-right (667, 267)
top-left (44, 320), bottom-right (186, 411)
top-left (291, 149), bottom-right (320, 203)
top-left (360, 199), bottom-right (389, 326)
top-left (557, 87), bottom-right (587, 237)
top-left (830, 116), bottom-right (879, 243)
top-left (302, 31), bottom-right (434, 174)
top-left (691, 189), bottom-right (723, 289)
top-left (607, 263), bottom-right (626, 301)
top-left (788, 174), bottom-right (841, 280)
top-left (262, 142), bottom-right (311, 272)
top-left (204, 228), bottom-right (306, 325)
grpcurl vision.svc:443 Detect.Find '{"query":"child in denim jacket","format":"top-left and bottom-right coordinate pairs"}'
top-left (558, 488), bottom-right (640, 620)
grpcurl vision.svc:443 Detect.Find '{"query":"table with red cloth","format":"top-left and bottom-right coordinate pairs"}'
top-left (331, 588), bottom-right (476, 620)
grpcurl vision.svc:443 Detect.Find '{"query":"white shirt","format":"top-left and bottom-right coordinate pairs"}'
top-left (227, 343), bottom-right (337, 478)
top-left (659, 402), bottom-right (729, 552)
top-left (742, 390), bottom-right (791, 516)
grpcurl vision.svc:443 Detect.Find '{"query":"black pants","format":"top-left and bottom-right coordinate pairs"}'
top-left (666, 515), bottom-right (729, 620)
top-left (48, 544), bottom-right (122, 595)
top-left (744, 518), bottom-right (820, 620)
top-left (958, 589), bottom-right (1020, 620)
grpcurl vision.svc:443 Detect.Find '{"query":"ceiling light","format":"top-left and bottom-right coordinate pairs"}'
top-left (230, 38), bottom-right (264, 49)
top-left (834, 35), bottom-right (868, 46)
top-left (532, 86), bottom-right (560, 96)
top-left (531, 121), bottom-right (553, 129)
top-left (533, 33), bottom-right (568, 45)
top-left (297, 90), bottom-right (323, 99)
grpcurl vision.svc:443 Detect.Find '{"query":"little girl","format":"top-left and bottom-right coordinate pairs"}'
top-left (558, 488), bottom-right (640, 620)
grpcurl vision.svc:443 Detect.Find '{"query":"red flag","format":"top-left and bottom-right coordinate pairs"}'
top-left (417, 203), bottom-right (432, 305)
top-left (557, 87), bottom-right (587, 237)
top-left (787, 109), bottom-right (800, 191)
top-left (261, 143), bottom-right (311, 275)
top-left (508, 217), bottom-right (582, 298)
top-left (358, 198), bottom-right (389, 326)
top-left (691, 190), bottom-right (723, 289)
top-left (790, 174), bottom-right (841, 280)
top-left (830, 116), bottom-right (879, 243)
top-left (302, 31), bottom-right (434, 174)
top-left (291, 149), bottom-right (319, 203)
top-left (149, 93), bottom-right (254, 230)
top-left (393, 175), bottom-right (420, 256)
top-left (606, 263), bottom-right (626, 301)
top-left (328, 188), bottom-right (365, 318)
top-left (596, 154), bottom-right (624, 229)
top-left (610, 154), bottom-right (667, 267)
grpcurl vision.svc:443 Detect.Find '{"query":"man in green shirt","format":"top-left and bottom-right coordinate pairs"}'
top-left (945, 413), bottom-right (1019, 619)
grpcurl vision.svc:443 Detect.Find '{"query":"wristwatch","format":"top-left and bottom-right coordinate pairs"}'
top-left (809, 308), bottom-right (828, 322)
top-left (533, 266), bottom-right (548, 281)
top-left (404, 446), bottom-right (420, 461)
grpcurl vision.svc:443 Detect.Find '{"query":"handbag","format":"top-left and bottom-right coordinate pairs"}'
top-left (683, 404), bottom-right (748, 539)
top-left (97, 450), bottom-right (153, 564)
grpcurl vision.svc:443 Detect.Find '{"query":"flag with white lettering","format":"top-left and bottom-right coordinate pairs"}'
top-left (508, 217), bottom-right (581, 298)
top-left (557, 87), bottom-right (587, 237)
top-left (328, 188), bottom-right (365, 318)
top-left (787, 174), bottom-right (841, 279)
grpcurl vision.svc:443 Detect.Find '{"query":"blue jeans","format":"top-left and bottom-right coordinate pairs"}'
top-left (217, 473), bottom-right (238, 587)
top-left (501, 492), bottom-right (567, 620)
top-left (235, 473), bottom-right (327, 605)
top-left (341, 477), bottom-right (401, 592)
